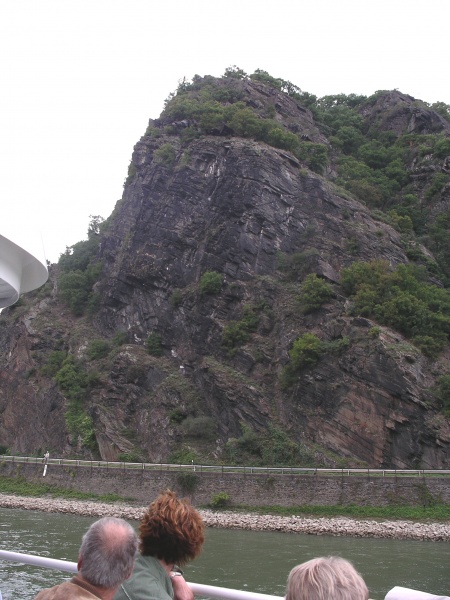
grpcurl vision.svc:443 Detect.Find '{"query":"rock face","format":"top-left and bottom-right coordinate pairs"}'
top-left (0, 76), bottom-right (449, 468)
top-left (359, 90), bottom-right (450, 137)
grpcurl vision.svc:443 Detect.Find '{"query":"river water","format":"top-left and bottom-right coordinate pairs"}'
top-left (0, 508), bottom-right (449, 600)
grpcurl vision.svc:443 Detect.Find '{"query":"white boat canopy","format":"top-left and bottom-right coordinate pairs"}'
top-left (0, 233), bottom-right (48, 308)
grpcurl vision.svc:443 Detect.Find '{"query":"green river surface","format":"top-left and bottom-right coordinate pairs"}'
top-left (0, 508), bottom-right (448, 600)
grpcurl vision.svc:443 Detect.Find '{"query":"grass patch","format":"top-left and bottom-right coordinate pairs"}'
top-left (0, 475), bottom-right (129, 503)
top-left (218, 503), bottom-right (450, 521)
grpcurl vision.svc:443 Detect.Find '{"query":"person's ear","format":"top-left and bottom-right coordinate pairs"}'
top-left (77, 556), bottom-right (83, 571)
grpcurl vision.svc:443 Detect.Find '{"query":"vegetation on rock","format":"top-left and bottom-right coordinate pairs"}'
top-left (1, 68), bottom-right (449, 469)
top-left (341, 260), bottom-right (450, 357)
top-left (146, 332), bottom-right (163, 357)
top-left (54, 356), bottom-right (97, 449)
top-left (199, 271), bottom-right (223, 295)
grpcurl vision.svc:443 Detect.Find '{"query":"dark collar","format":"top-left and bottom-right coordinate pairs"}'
top-left (71, 575), bottom-right (103, 599)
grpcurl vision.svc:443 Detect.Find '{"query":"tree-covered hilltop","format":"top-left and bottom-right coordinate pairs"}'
top-left (131, 67), bottom-right (450, 360)
top-left (152, 67), bottom-right (450, 282)
top-left (1, 68), bottom-right (449, 469)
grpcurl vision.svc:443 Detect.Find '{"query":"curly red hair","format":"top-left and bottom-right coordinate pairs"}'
top-left (139, 490), bottom-right (205, 565)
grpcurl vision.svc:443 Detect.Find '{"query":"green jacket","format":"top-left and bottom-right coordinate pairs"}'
top-left (114, 554), bottom-right (174, 600)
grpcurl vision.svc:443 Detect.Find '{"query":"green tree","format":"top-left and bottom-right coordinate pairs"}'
top-left (228, 107), bottom-right (262, 138)
top-left (427, 209), bottom-right (450, 282)
top-left (425, 173), bottom-right (449, 201)
top-left (435, 374), bottom-right (450, 414)
top-left (222, 306), bottom-right (260, 353)
top-left (222, 321), bottom-right (250, 352)
top-left (224, 65), bottom-right (247, 79)
top-left (41, 351), bottom-right (67, 377)
top-left (54, 356), bottom-right (97, 449)
top-left (154, 143), bottom-right (176, 166)
top-left (197, 102), bottom-right (226, 133)
top-left (86, 340), bottom-right (111, 360)
top-left (433, 136), bottom-right (450, 158)
top-left (430, 102), bottom-right (450, 122)
top-left (261, 425), bottom-right (300, 466)
top-left (395, 194), bottom-right (426, 234)
top-left (289, 333), bottom-right (323, 370)
top-left (331, 126), bottom-right (364, 154)
top-left (250, 69), bottom-right (284, 89)
top-left (341, 260), bottom-right (450, 354)
top-left (58, 238), bottom-right (98, 273)
top-left (295, 143), bottom-right (329, 173)
top-left (358, 141), bottom-right (391, 169)
top-left (58, 263), bottom-right (102, 316)
top-left (55, 356), bottom-right (88, 401)
top-left (58, 271), bottom-right (91, 316)
top-left (387, 210), bottom-right (414, 233)
top-left (146, 332), bottom-right (163, 357)
top-left (87, 215), bottom-right (105, 237)
top-left (375, 292), bottom-right (430, 337)
top-left (298, 274), bottom-right (334, 313)
top-left (340, 260), bottom-right (387, 295)
top-left (199, 271), bottom-right (223, 295)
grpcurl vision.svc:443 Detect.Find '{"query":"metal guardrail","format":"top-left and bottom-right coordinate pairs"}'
top-left (0, 551), bottom-right (441, 600)
top-left (0, 550), bottom-right (280, 600)
top-left (1, 455), bottom-right (450, 477)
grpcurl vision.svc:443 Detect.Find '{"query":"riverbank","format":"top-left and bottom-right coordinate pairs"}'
top-left (1, 494), bottom-right (449, 542)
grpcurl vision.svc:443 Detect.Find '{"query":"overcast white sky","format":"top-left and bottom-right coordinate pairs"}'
top-left (2, 0), bottom-right (449, 263)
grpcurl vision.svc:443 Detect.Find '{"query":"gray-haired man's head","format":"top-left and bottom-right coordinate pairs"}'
top-left (78, 517), bottom-right (138, 589)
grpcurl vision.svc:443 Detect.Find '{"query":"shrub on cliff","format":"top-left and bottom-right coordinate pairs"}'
top-left (146, 332), bottom-right (163, 357)
top-left (282, 333), bottom-right (349, 388)
top-left (289, 333), bottom-right (323, 370)
top-left (199, 271), bottom-right (223, 295)
top-left (222, 305), bottom-right (260, 354)
top-left (41, 350), bottom-right (67, 377)
top-left (435, 374), bottom-right (450, 416)
top-left (298, 274), bottom-right (334, 313)
top-left (281, 333), bottom-right (323, 388)
top-left (154, 143), bottom-right (176, 166)
top-left (55, 357), bottom-right (88, 402)
top-left (87, 339), bottom-right (111, 361)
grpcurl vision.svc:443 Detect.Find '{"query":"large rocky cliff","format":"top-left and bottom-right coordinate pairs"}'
top-left (1, 73), bottom-right (449, 468)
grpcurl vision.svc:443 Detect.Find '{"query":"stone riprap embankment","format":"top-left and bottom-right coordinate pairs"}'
top-left (1, 494), bottom-right (449, 542)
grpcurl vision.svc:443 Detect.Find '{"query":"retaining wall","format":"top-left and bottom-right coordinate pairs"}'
top-left (1, 462), bottom-right (449, 507)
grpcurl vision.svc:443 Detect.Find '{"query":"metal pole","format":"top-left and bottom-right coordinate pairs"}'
top-left (0, 551), bottom-right (281, 600)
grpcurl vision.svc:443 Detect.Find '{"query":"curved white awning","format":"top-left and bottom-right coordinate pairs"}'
top-left (0, 233), bottom-right (48, 308)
